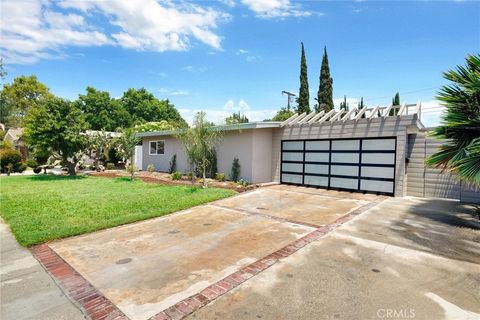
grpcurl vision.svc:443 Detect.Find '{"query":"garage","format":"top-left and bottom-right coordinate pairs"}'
top-left (280, 137), bottom-right (396, 196)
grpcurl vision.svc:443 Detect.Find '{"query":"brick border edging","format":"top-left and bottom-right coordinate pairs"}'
top-left (31, 244), bottom-right (128, 320)
top-left (150, 198), bottom-right (386, 320)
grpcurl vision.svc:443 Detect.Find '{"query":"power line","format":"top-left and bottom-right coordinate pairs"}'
top-left (364, 85), bottom-right (441, 103)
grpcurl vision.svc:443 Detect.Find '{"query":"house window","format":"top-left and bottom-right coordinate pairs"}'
top-left (149, 141), bottom-right (165, 155)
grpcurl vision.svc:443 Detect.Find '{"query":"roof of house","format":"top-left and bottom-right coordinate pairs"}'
top-left (138, 102), bottom-right (424, 138)
top-left (137, 121), bottom-right (282, 137)
top-left (4, 127), bottom-right (24, 142)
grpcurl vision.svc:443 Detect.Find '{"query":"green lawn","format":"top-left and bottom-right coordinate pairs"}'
top-left (0, 175), bottom-right (235, 246)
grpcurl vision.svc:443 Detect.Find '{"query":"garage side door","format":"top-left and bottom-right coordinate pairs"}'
top-left (281, 137), bottom-right (396, 196)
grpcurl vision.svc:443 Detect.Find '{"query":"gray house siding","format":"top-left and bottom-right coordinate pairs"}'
top-left (406, 133), bottom-right (480, 203)
top-left (141, 128), bottom-right (274, 183)
top-left (271, 116), bottom-right (419, 197)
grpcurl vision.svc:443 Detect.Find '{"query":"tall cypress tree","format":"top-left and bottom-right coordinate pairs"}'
top-left (316, 46), bottom-right (334, 112)
top-left (390, 92), bottom-right (400, 116)
top-left (339, 95), bottom-right (349, 111)
top-left (296, 42), bottom-right (310, 113)
top-left (358, 97), bottom-right (365, 109)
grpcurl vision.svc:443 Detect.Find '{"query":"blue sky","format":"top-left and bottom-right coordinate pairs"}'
top-left (1, 0), bottom-right (479, 125)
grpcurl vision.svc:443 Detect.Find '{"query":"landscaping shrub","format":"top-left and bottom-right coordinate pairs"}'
top-left (26, 159), bottom-right (38, 168)
top-left (194, 148), bottom-right (217, 178)
top-left (147, 164), bottom-right (155, 172)
top-left (106, 162), bottom-right (116, 170)
top-left (215, 172), bottom-right (225, 182)
top-left (13, 162), bottom-right (27, 173)
top-left (125, 164), bottom-right (138, 177)
top-left (171, 171), bottom-right (182, 180)
top-left (169, 154), bottom-right (177, 174)
top-left (33, 167), bottom-right (42, 174)
top-left (230, 157), bottom-right (240, 181)
top-left (238, 178), bottom-right (249, 187)
top-left (0, 149), bottom-right (22, 173)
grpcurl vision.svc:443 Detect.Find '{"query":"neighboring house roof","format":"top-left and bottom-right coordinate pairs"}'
top-left (4, 127), bottom-right (24, 143)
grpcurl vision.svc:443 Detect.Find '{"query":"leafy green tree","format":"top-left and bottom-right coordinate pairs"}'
top-left (339, 95), bottom-right (349, 111)
top-left (0, 75), bottom-right (52, 127)
top-left (115, 128), bottom-right (141, 181)
top-left (120, 88), bottom-right (187, 128)
top-left (427, 54), bottom-right (480, 186)
top-left (24, 97), bottom-right (88, 176)
top-left (315, 46), bottom-right (334, 112)
top-left (271, 107), bottom-right (295, 121)
top-left (226, 112), bottom-right (248, 124)
top-left (133, 120), bottom-right (176, 132)
top-left (76, 87), bottom-right (131, 131)
top-left (296, 42), bottom-right (310, 114)
top-left (177, 112), bottom-right (223, 188)
top-left (390, 92), bottom-right (400, 116)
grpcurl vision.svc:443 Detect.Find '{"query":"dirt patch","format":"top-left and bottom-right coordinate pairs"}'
top-left (90, 171), bottom-right (260, 193)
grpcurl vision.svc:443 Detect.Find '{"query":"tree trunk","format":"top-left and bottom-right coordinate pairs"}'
top-left (202, 158), bottom-right (207, 188)
top-left (66, 162), bottom-right (76, 176)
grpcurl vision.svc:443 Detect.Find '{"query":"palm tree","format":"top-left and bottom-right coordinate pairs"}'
top-left (426, 54), bottom-right (480, 186)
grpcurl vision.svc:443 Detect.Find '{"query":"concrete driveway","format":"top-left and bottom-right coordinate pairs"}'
top-left (31, 185), bottom-right (479, 320)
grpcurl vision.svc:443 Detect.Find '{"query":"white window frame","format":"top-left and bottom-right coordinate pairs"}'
top-left (149, 140), bottom-right (165, 155)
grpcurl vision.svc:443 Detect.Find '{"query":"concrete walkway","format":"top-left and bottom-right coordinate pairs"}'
top-left (0, 221), bottom-right (85, 320)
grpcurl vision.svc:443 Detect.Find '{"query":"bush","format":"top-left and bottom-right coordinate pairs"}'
top-left (169, 154), bottom-right (177, 174)
top-left (0, 149), bottom-right (22, 173)
top-left (13, 162), bottom-right (27, 173)
top-left (238, 178), bottom-right (249, 187)
top-left (147, 164), bottom-right (155, 173)
top-left (33, 167), bottom-right (42, 174)
top-left (215, 172), bottom-right (225, 182)
top-left (26, 159), bottom-right (38, 168)
top-left (171, 171), bottom-right (182, 180)
top-left (106, 162), bottom-right (115, 170)
top-left (194, 148), bottom-right (217, 178)
top-left (229, 157), bottom-right (240, 182)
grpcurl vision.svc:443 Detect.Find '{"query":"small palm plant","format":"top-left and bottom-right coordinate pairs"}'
top-left (115, 128), bottom-right (141, 181)
top-left (426, 54), bottom-right (480, 187)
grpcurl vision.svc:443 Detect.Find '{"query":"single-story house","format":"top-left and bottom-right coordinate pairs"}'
top-left (4, 127), bottom-right (29, 161)
top-left (138, 103), bottom-right (479, 203)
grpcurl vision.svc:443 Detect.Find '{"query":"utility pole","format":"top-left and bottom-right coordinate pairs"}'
top-left (282, 90), bottom-right (296, 111)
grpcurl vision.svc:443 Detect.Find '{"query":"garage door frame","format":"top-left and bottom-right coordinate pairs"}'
top-left (280, 137), bottom-right (397, 196)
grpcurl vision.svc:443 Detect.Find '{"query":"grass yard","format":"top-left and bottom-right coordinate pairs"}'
top-left (0, 175), bottom-right (235, 246)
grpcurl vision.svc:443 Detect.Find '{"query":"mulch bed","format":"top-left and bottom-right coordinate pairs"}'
top-left (90, 171), bottom-right (259, 193)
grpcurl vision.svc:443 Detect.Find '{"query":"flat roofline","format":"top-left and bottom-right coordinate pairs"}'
top-left (137, 121), bottom-right (282, 137)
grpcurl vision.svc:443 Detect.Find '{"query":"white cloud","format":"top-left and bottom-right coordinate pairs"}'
top-left (219, 0), bottom-right (236, 7)
top-left (241, 0), bottom-right (314, 19)
top-left (183, 65), bottom-right (207, 73)
top-left (180, 99), bottom-right (276, 125)
top-left (0, 0), bottom-right (229, 64)
top-left (237, 49), bottom-right (248, 54)
top-left (159, 88), bottom-right (189, 96)
top-left (0, 0), bottom-right (111, 64)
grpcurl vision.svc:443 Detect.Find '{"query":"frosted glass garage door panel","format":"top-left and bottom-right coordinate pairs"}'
top-left (330, 177), bottom-right (358, 190)
top-left (362, 153), bottom-right (395, 165)
top-left (304, 164), bottom-right (328, 174)
top-left (362, 139), bottom-right (395, 151)
top-left (331, 153), bottom-right (359, 163)
top-left (304, 175), bottom-right (328, 187)
top-left (331, 165), bottom-right (359, 177)
top-left (305, 152), bottom-right (329, 162)
top-left (282, 141), bottom-right (303, 150)
top-left (332, 139), bottom-right (360, 150)
top-left (282, 152), bottom-right (303, 161)
top-left (360, 180), bottom-right (394, 193)
top-left (282, 163), bottom-right (303, 173)
top-left (305, 140), bottom-right (329, 150)
top-left (361, 166), bottom-right (394, 179)
top-left (282, 174), bottom-right (302, 184)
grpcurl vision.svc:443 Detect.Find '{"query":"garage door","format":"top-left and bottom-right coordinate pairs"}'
top-left (280, 137), bottom-right (396, 196)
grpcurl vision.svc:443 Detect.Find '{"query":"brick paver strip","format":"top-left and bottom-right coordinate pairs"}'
top-left (31, 244), bottom-right (128, 320)
top-left (31, 196), bottom-right (385, 320)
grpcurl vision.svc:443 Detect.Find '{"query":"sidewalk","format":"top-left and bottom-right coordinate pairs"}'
top-left (0, 220), bottom-right (85, 320)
